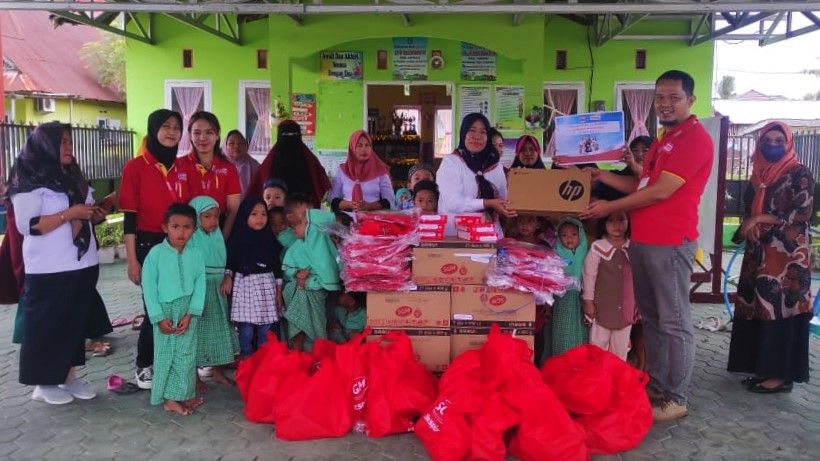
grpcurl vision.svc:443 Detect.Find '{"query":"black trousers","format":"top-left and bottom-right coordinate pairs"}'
top-left (19, 265), bottom-right (99, 385)
top-left (135, 232), bottom-right (165, 369)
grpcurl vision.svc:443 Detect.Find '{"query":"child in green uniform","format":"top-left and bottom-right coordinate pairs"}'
top-left (330, 291), bottom-right (366, 344)
top-left (545, 217), bottom-right (589, 362)
top-left (278, 194), bottom-right (341, 351)
top-left (142, 204), bottom-right (206, 416)
top-left (188, 196), bottom-right (239, 389)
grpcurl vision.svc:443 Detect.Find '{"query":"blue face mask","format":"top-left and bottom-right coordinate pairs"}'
top-left (760, 143), bottom-right (786, 162)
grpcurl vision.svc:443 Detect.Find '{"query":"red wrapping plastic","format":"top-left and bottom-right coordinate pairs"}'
top-left (354, 210), bottom-right (419, 236)
top-left (486, 238), bottom-right (576, 305)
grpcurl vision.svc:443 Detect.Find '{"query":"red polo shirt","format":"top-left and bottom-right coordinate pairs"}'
top-left (630, 116), bottom-right (714, 246)
top-left (178, 152), bottom-right (241, 211)
top-left (119, 150), bottom-right (192, 233)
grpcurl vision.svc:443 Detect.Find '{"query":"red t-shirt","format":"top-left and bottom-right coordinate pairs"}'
top-left (119, 150), bottom-right (192, 233)
top-left (630, 116), bottom-right (714, 246)
top-left (178, 152), bottom-right (242, 211)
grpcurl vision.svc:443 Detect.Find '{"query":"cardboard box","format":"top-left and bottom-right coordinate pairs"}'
top-left (507, 168), bottom-right (591, 215)
top-left (450, 284), bottom-right (536, 359)
top-left (370, 328), bottom-right (451, 374)
top-left (366, 286), bottom-right (451, 329)
top-left (412, 239), bottom-right (497, 285)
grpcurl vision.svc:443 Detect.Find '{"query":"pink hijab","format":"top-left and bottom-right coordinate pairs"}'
top-left (341, 130), bottom-right (390, 202)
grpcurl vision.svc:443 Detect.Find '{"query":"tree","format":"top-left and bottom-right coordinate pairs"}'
top-left (717, 75), bottom-right (736, 99)
top-left (79, 34), bottom-right (126, 98)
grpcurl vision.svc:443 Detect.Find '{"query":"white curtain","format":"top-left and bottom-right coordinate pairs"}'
top-left (173, 86), bottom-right (204, 155)
top-left (247, 87), bottom-right (271, 156)
top-left (545, 89), bottom-right (578, 157)
top-left (624, 88), bottom-right (654, 142)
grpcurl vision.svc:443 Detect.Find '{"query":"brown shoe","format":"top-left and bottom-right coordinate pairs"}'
top-left (652, 400), bottom-right (688, 422)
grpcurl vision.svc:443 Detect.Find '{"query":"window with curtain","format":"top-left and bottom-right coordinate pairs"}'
top-left (434, 108), bottom-right (453, 157)
top-left (244, 86), bottom-right (271, 157)
top-left (169, 85), bottom-right (206, 155)
top-left (543, 88), bottom-right (579, 158)
top-left (621, 89), bottom-right (657, 142)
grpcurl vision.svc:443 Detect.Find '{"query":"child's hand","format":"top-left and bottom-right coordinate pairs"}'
top-left (175, 314), bottom-right (192, 335)
top-left (294, 222), bottom-right (307, 239)
top-left (157, 319), bottom-right (176, 335)
top-left (276, 291), bottom-right (285, 312)
top-left (296, 269), bottom-right (310, 288)
top-left (583, 300), bottom-right (596, 325)
top-left (220, 275), bottom-right (233, 296)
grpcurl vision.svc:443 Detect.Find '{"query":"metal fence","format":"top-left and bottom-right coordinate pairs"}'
top-left (725, 131), bottom-right (820, 217)
top-left (0, 122), bottom-right (134, 182)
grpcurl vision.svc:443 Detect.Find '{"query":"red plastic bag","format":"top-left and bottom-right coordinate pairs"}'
top-left (541, 345), bottom-right (614, 415)
top-left (331, 331), bottom-right (374, 433)
top-left (274, 357), bottom-right (353, 441)
top-left (364, 331), bottom-right (438, 438)
top-left (236, 331), bottom-right (277, 403)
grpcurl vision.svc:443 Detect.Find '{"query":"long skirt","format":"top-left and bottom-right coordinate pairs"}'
top-left (19, 265), bottom-right (99, 385)
top-left (728, 313), bottom-right (811, 383)
top-left (13, 288), bottom-right (112, 345)
top-left (283, 282), bottom-right (327, 352)
top-left (151, 296), bottom-right (199, 405)
top-left (196, 274), bottom-right (239, 367)
top-left (551, 290), bottom-right (588, 357)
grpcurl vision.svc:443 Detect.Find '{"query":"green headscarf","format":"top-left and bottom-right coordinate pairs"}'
top-left (554, 217), bottom-right (588, 280)
top-left (189, 195), bottom-right (226, 274)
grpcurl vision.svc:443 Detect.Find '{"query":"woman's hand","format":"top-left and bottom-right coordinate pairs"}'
top-left (65, 204), bottom-right (95, 221)
top-left (484, 198), bottom-right (517, 218)
top-left (362, 201), bottom-right (381, 211)
top-left (157, 319), bottom-right (175, 335)
top-left (582, 166), bottom-right (602, 181)
top-left (739, 216), bottom-right (761, 243)
top-left (579, 199), bottom-right (611, 220)
top-left (127, 260), bottom-right (142, 286)
top-left (339, 200), bottom-right (361, 212)
top-left (220, 275), bottom-right (233, 296)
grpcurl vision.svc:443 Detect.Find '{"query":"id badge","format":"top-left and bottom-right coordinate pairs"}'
top-left (637, 177), bottom-right (650, 190)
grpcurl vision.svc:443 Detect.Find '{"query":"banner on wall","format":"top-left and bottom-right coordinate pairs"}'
top-left (493, 86), bottom-right (525, 131)
top-left (393, 37), bottom-right (428, 80)
top-left (553, 111), bottom-right (625, 165)
top-left (459, 86), bottom-right (493, 122)
top-left (461, 43), bottom-right (496, 82)
top-left (319, 51), bottom-right (363, 81)
top-left (291, 93), bottom-right (317, 136)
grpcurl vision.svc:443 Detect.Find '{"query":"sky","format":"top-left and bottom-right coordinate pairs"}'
top-left (713, 32), bottom-right (820, 100)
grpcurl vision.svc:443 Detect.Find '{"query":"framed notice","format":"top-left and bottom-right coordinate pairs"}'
top-left (459, 86), bottom-right (492, 122)
top-left (493, 86), bottom-right (525, 131)
top-left (291, 93), bottom-right (317, 136)
top-left (319, 51), bottom-right (363, 81)
top-left (461, 43), bottom-right (496, 81)
top-left (553, 111), bottom-right (625, 165)
top-left (393, 37), bottom-right (428, 80)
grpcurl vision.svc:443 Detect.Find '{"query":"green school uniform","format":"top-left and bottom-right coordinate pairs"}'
top-left (548, 218), bottom-right (589, 359)
top-left (189, 196), bottom-right (239, 366)
top-left (330, 306), bottom-right (366, 344)
top-left (142, 239), bottom-right (205, 406)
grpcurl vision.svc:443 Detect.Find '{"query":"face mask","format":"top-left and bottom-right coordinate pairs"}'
top-left (760, 143), bottom-right (786, 162)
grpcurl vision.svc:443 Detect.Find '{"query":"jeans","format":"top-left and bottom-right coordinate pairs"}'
top-left (237, 322), bottom-right (276, 356)
top-left (628, 240), bottom-right (697, 405)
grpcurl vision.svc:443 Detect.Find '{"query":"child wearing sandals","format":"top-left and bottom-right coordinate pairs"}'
top-left (188, 196), bottom-right (239, 389)
top-left (142, 203), bottom-right (205, 416)
top-left (226, 197), bottom-right (283, 357)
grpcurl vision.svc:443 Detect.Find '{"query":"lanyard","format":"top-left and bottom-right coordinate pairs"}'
top-left (154, 163), bottom-right (183, 201)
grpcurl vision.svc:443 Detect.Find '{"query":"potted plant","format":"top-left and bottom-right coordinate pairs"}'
top-left (95, 218), bottom-right (123, 264)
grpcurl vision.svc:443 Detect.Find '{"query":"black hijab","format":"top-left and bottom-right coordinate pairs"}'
top-left (226, 196), bottom-right (280, 275)
top-left (456, 113), bottom-right (499, 200)
top-left (8, 122), bottom-right (91, 260)
top-left (145, 109), bottom-right (182, 169)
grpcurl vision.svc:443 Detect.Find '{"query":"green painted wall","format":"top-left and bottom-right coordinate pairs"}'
top-left (3, 97), bottom-right (127, 127)
top-left (126, 14), bottom-right (713, 150)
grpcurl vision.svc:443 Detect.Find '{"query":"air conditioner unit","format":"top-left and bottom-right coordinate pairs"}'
top-left (34, 98), bottom-right (56, 113)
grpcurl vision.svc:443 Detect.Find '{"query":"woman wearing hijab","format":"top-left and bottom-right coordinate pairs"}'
top-left (437, 113), bottom-right (516, 236)
top-left (510, 135), bottom-right (546, 170)
top-left (9, 122), bottom-right (103, 405)
top-left (728, 122), bottom-right (813, 394)
top-left (119, 109), bottom-right (190, 390)
top-left (247, 120), bottom-right (331, 208)
top-left (223, 130), bottom-right (261, 196)
top-left (329, 130), bottom-right (394, 213)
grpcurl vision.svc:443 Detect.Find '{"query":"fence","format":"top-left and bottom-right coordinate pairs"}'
top-left (0, 122), bottom-right (134, 182)
top-left (725, 131), bottom-right (820, 217)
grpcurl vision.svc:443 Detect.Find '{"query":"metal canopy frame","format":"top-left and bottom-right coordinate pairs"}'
top-left (1, 1), bottom-right (817, 47)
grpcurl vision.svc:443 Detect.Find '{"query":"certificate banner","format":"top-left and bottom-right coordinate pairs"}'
top-left (554, 111), bottom-right (625, 165)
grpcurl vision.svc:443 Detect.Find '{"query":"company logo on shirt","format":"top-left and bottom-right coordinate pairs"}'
top-left (177, 173), bottom-right (188, 181)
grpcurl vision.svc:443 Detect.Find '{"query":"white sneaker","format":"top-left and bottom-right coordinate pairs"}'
top-left (135, 367), bottom-right (153, 390)
top-left (197, 367), bottom-right (213, 378)
top-left (59, 379), bottom-right (97, 400)
top-left (31, 385), bottom-right (74, 405)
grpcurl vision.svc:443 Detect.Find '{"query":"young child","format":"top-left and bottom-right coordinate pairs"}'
top-left (547, 218), bottom-right (589, 360)
top-left (262, 178), bottom-right (287, 210)
top-left (141, 203), bottom-right (205, 416)
top-left (582, 211), bottom-right (634, 361)
top-left (412, 179), bottom-right (439, 215)
top-left (396, 163), bottom-right (435, 210)
top-left (329, 291), bottom-right (366, 344)
top-left (268, 206), bottom-right (288, 236)
top-left (279, 193), bottom-right (341, 351)
top-left (188, 196), bottom-right (239, 389)
top-left (226, 197), bottom-right (283, 357)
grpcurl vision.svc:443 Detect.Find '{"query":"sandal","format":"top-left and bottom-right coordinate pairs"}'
top-left (107, 375), bottom-right (143, 395)
top-left (111, 317), bottom-right (131, 328)
top-left (131, 315), bottom-right (146, 331)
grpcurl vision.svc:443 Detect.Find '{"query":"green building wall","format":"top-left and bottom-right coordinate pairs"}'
top-left (126, 14), bottom-right (714, 151)
top-left (3, 97), bottom-right (127, 128)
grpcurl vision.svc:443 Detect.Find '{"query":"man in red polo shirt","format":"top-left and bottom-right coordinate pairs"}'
top-left (581, 70), bottom-right (713, 422)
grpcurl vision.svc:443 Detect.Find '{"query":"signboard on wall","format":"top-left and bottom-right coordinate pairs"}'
top-left (461, 43), bottom-right (496, 81)
top-left (319, 51), bottom-right (363, 81)
top-left (459, 86), bottom-right (493, 122)
top-left (493, 86), bottom-right (525, 131)
top-left (393, 37), bottom-right (428, 80)
top-left (291, 93), bottom-right (317, 136)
